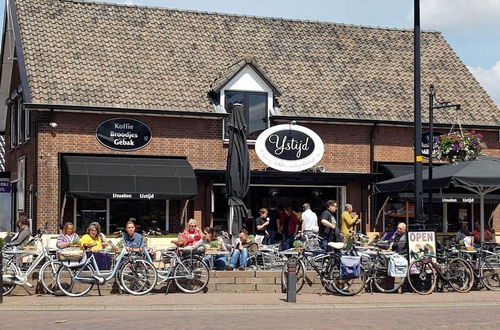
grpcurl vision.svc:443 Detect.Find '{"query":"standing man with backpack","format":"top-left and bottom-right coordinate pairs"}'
top-left (319, 200), bottom-right (339, 250)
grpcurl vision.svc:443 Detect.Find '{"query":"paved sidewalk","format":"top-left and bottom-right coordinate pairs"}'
top-left (1, 291), bottom-right (499, 311)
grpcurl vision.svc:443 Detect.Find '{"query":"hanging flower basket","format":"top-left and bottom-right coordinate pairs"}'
top-left (435, 130), bottom-right (486, 163)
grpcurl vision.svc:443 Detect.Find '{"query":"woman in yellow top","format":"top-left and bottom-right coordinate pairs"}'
top-left (340, 204), bottom-right (360, 243)
top-left (80, 223), bottom-right (108, 252)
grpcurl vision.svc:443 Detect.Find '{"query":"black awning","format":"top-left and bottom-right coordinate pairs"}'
top-left (62, 155), bottom-right (197, 200)
top-left (379, 163), bottom-right (414, 179)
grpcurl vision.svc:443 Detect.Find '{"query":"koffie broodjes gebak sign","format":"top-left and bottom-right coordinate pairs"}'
top-left (255, 124), bottom-right (324, 172)
top-left (96, 118), bottom-right (151, 151)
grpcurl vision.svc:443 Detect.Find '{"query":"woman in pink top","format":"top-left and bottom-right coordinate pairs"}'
top-left (175, 219), bottom-right (204, 247)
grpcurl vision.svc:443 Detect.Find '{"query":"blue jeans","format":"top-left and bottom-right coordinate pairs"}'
top-left (267, 231), bottom-right (277, 245)
top-left (203, 254), bottom-right (228, 270)
top-left (230, 248), bottom-right (249, 268)
top-left (282, 233), bottom-right (293, 250)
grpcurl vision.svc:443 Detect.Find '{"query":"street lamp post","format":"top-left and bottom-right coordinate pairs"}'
top-left (414, 0), bottom-right (423, 226)
top-left (427, 85), bottom-right (460, 225)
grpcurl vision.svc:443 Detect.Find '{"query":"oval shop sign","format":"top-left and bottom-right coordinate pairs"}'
top-left (255, 124), bottom-right (324, 172)
top-left (96, 118), bottom-right (152, 151)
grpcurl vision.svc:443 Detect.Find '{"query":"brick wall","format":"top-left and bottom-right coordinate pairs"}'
top-left (6, 109), bottom-right (500, 233)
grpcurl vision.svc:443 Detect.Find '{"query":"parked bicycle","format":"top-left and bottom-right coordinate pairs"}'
top-left (55, 236), bottom-right (157, 297)
top-left (407, 251), bottom-right (473, 295)
top-left (357, 247), bottom-right (406, 293)
top-left (281, 234), bottom-right (366, 296)
top-left (145, 247), bottom-right (210, 294)
top-left (2, 223), bottom-right (61, 295)
top-left (457, 247), bottom-right (500, 291)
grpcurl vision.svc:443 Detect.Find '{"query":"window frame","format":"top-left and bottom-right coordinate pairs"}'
top-left (223, 90), bottom-right (269, 141)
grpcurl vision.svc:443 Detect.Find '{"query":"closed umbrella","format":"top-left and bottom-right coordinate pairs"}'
top-left (225, 103), bottom-right (251, 240)
top-left (374, 157), bottom-right (500, 242)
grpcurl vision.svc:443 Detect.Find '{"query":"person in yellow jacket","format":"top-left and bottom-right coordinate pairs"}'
top-left (340, 204), bottom-right (360, 243)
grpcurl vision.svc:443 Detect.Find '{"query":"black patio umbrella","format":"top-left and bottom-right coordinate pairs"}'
top-left (225, 103), bottom-right (251, 239)
top-left (374, 157), bottom-right (500, 242)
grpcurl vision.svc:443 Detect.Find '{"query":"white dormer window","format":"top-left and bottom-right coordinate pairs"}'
top-left (217, 61), bottom-right (279, 141)
top-left (224, 91), bottom-right (267, 140)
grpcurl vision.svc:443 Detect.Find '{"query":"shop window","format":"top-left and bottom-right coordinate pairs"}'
top-left (110, 200), bottom-right (166, 234)
top-left (9, 95), bottom-right (29, 148)
top-left (224, 91), bottom-right (268, 140)
top-left (76, 199), bottom-right (107, 235)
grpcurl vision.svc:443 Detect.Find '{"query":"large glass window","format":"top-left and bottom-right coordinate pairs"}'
top-left (224, 91), bottom-right (267, 140)
top-left (110, 200), bottom-right (166, 234)
top-left (76, 199), bottom-right (106, 235)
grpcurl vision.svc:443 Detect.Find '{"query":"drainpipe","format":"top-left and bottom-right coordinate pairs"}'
top-left (369, 123), bottom-right (377, 232)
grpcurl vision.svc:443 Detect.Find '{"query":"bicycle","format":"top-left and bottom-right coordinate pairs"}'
top-left (407, 251), bottom-right (473, 295)
top-left (282, 234), bottom-right (366, 296)
top-left (145, 247), bottom-right (210, 294)
top-left (357, 247), bottom-right (405, 293)
top-left (2, 223), bottom-right (62, 295)
top-left (457, 247), bottom-right (500, 291)
top-left (55, 238), bottom-right (157, 297)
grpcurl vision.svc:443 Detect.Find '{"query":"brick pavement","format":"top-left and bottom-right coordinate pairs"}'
top-left (1, 290), bottom-right (499, 311)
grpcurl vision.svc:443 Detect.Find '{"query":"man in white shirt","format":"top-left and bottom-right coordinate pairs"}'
top-left (301, 203), bottom-right (318, 238)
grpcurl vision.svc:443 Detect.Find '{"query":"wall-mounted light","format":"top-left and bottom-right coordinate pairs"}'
top-left (49, 122), bottom-right (57, 128)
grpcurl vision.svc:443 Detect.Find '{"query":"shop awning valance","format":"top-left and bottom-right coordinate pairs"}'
top-left (62, 155), bottom-right (197, 200)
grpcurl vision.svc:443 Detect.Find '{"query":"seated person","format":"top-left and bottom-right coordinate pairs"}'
top-left (455, 221), bottom-right (472, 243)
top-left (389, 222), bottom-right (408, 256)
top-left (226, 228), bottom-right (251, 270)
top-left (80, 223), bottom-right (110, 269)
top-left (472, 222), bottom-right (494, 244)
top-left (144, 220), bottom-right (167, 235)
top-left (56, 222), bottom-right (79, 249)
top-left (202, 227), bottom-right (228, 270)
top-left (172, 219), bottom-right (204, 248)
top-left (381, 223), bottom-right (396, 241)
top-left (123, 220), bottom-right (145, 253)
top-left (5, 217), bottom-right (31, 248)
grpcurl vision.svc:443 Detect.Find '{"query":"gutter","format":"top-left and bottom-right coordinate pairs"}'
top-left (271, 115), bottom-right (500, 130)
top-left (23, 103), bottom-right (229, 119)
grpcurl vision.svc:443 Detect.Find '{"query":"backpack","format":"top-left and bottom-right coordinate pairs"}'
top-left (340, 255), bottom-right (361, 279)
top-left (387, 254), bottom-right (408, 277)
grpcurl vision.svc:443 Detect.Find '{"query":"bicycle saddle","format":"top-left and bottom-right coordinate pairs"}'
top-left (328, 242), bottom-right (345, 250)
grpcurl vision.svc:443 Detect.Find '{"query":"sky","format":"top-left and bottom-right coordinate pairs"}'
top-left (2, 0), bottom-right (500, 106)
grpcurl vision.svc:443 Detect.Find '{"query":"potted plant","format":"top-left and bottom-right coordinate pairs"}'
top-left (0, 237), bottom-right (4, 249)
top-left (435, 130), bottom-right (486, 163)
top-left (70, 237), bottom-right (80, 247)
top-left (293, 240), bottom-right (303, 252)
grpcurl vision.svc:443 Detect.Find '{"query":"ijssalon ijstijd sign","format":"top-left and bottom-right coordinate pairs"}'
top-left (255, 124), bottom-right (324, 172)
top-left (96, 118), bottom-right (152, 151)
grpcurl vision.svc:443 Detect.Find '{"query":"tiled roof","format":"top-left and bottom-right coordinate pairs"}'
top-left (12, 0), bottom-right (500, 126)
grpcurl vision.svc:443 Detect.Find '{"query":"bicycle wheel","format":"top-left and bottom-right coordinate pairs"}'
top-left (480, 256), bottom-right (500, 291)
top-left (329, 263), bottom-right (366, 296)
top-left (407, 259), bottom-right (436, 295)
top-left (2, 262), bottom-right (18, 296)
top-left (56, 264), bottom-right (94, 297)
top-left (373, 263), bottom-right (405, 293)
top-left (281, 257), bottom-right (305, 294)
top-left (120, 259), bottom-right (158, 295)
top-left (39, 260), bottom-right (63, 294)
top-left (447, 258), bottom-right (474, 293)
top-left (173, 257), bottom-right (209, 293)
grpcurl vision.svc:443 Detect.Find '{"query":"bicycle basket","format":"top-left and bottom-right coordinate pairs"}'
top-left (58, 248), bottom-right (83, 261)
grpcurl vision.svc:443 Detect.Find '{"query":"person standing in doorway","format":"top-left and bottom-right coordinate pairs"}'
top-left (281, 206), bottom-right (299, 250)
top-left (255, 208), bottom-right (270, 244)
top-left (267, 201), bottom-right (279, 245)
top-left (319, 200), bottom-right (339, 250)
top-left (340, 203), bottom-right (360, 243)
top-left (301, 203), bottom-right (318, 238)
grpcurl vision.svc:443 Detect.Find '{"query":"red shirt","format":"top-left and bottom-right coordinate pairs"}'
top-left (286, 213), bottom-right (299, 235)
top-left (180, 229), bottom-right (202, 246)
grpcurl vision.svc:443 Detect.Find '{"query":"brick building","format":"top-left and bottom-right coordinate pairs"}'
top-left (1, 0), bottom-right (500, 234)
